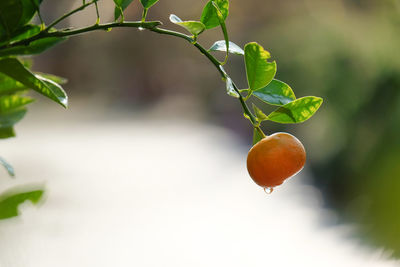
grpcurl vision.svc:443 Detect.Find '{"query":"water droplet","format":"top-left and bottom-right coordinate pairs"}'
top-left (138, 27), bottom-right (144, 31)
top-left (264, 187), bottom-right (274, 194)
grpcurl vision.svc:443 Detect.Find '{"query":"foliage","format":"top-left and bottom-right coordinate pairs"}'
top-left (0, 0), bottom-right (322, 219)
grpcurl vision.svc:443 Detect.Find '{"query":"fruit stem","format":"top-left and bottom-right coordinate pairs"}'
top-left (255, 126), bottom-right (266, 138)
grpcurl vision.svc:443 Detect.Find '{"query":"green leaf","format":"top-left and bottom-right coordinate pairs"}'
top-left (0, 58), bottom-right (68, 107)
top-left (209, 40), bottom-right (244, 55)
top-left (252, 103), bottom-right (268, 121)
top-left (0, 0), bottom-right (23, 39)
top-left (0, 188), bottom-right (44, 219)
top-left (114, 0), bottom-right (134, 20)
top-left (169, 14), bottom-right (205, 36)
top-left (225, 77), bottom-right (239, 98)
top-left (267, 96), bottom-right (323, 124)
top-left (244, 42), bottom-right (277, 91)
top-left (252, 128), bottom-right (263, 145)
top-left (211, 1), bottom-right (229, 64)
top-left (0, 157), bottom-right (15, 177)
top-left (140, 0), bottom-right (158, 9)
top-left (200, 0), bottom-right (229, 29)
top-left (253, 79), bottom-right (296, 106)
top-left (0, 37), bottom-right (66, 57)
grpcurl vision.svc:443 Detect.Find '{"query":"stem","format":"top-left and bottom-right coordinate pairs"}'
top-left (0, 15), bottom-right (259, 130)
top-left (45, 0), bottom-right (98, 31)
top-left (255, 126), bottom-right (267, 138)
top-left (94, 1), bottom-right (100, 24)
top-left (142, 8), bottom-right (148, 22)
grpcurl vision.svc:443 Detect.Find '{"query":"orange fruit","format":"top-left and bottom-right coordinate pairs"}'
top-left (247, 132), bottom-right (306, 189)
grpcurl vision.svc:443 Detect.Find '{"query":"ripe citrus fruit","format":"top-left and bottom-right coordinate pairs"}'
top-left (247, 132), bottom-right (306, 189)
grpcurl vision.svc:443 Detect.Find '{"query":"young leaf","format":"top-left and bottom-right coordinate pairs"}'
top-left (211, 1), bottom-right (229, 64)
top-left (252, 103), bottom-right (268, 121)
top-left (267, 96), bottom-right (323, 124)
top-left (200, 0), bottom-right (229, 29)
top-left (253, 79), bottom-right (296, 106)
top-left (0, 188), bottom-right (44, 219)
top-left (19, 0), bottom-right (39, 27)
top-left (169, 14), bottom-right (205, 36)
top-left (0, 58), bottom-right (68, 108)
top-left (0, 37), bottom-right (66, 57)
top-left (252, 127), bottom-right (263, 145)
top-left (244, 42), bottom-right (277, 91)
top-left (114, 0), bottom-right (134, 20)
top-left (140, 0), bottom-right (158, 9)
top-left (209, 40), bottom-right (244, 55)
top-left (0, 157), bottom-right (15, 177)
top-left (225, 77), bottom-right (239, 98)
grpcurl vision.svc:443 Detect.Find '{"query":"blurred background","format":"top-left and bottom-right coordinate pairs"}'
top-left (1, 0), bottom-right (400, 266)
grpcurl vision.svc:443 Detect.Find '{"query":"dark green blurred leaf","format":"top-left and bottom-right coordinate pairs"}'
top-left (0, 58), bottom-right (68, 107)
top-left (19, 0), bottom-right (38, 27)
top-left (267, 96), bottom-right (323, 124)
top-left (200, 0), bottom-right (229, 29)
top-left (252, 127), bottom-right (263, 145)
top-left (114, 0), bottom-right (134, 20)
top-left (245, 42), bottom-right (276, 91)
top-left (0, 37), bottom-right (66, 57)
top-left (0, 157), bottom-right (15, 177)
top-left (209, 40), bottom-right (244, 55)
top-left (253, 79), bottom-right (296, 106)
top-left (0, 108), bottom-right (26, 128)
top-left (0, 188), bottom-right (44, 219)
top-left (0, 127), bottom-right (15, 139)
top-left (225, 77), bottom-right (239, 98)
top-left (0, 0), bottom-right (23, 40)
top-left (169, 14), bottom-right (205, 36)
top-left (140, 0), bottom-right (158, 9)
top-left (252, 103), bottom-right (268, 121)
top-left (0, 24), bottom-right (40, 46)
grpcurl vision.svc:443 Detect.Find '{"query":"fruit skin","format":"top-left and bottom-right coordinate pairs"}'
top-left (247, 132), bottom-right (306, 188)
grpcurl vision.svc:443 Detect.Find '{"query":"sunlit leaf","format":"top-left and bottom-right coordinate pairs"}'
top-left (0, 58), bottom-right (68, 108)
top-left (200, 0), bottom-right (229, 29)
top-left (225, 77), bottom-right (239, 98)
top-left (253, 79), bottom-right (296, 106)
top-left (34, 72), bottom-right (68, 85)
top-left (140, 0), bottom-right (158, 9)
top-left (252, 103), bottom-right (268, 121)
top-left (0, 94), bottom-right (34, 113)
top-left (0, 157), bottom-right (15, 177)
top-left (267, 96), bottom-right (323, 124)
top-left (0, 37), bottom-right (66, 57)
top-left (211, 1), bottom-right (229, 64)
top-left (244, 42), bottom-right (276, 91)
top-left (0, 188), bottom-right (44, 219)
top-left (0, 73), bottom-right (27, 95)
top-left (169, 14), bottom-right (205, 36)
top-left (209, 40), bottom-right (244, 55)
